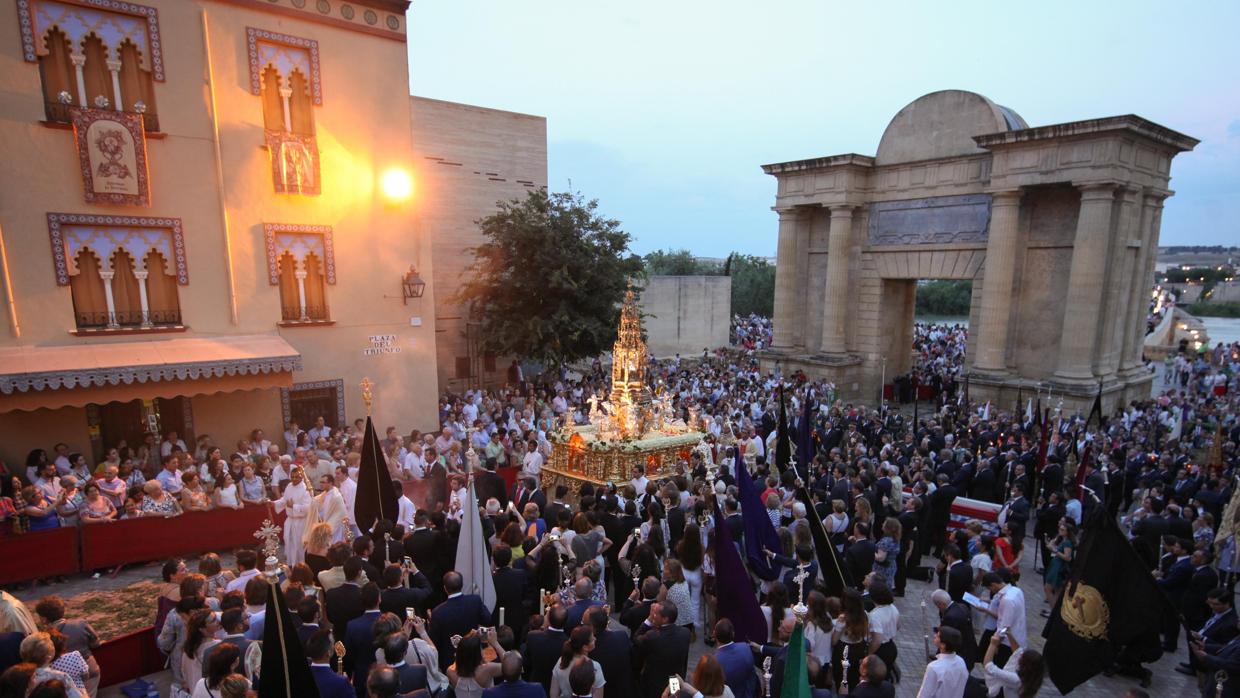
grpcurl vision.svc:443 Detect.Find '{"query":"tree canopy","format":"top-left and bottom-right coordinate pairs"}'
top-left (643, 249), bottom-right (722, 276)
top-left (456, 189), bottom-right (644, 367)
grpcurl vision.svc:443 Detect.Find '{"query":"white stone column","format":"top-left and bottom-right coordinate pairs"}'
top-left (99, 270), bottom-right (119, 328)
top-left (278, 86), bottom-right (294, 132)
top-left (820, 206), bottom-right (854, 354)
top-left (133, 269), bottom-right (151, 327)
top-left (772, 208), bottom-right (802, 350)
top-left (106, 59), bottom-right (124, 111)
top-left (1055, 183), bottom-right (1117, 383)
top-left (974, 190), bottom-right (1022, 373)
top-left (70, 53), bottom-right (88, 107)
top-left (294, 269), bottom-right (309, 321)
top-left (1121, 193), bottom-right (1167, 373)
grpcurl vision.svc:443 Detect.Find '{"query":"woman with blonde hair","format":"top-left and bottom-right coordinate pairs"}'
top-left (18, 632), bottom-right (85, 698)
top-left (657, 559), bottom-right (695, 639)
top-left (304, 522), bottom-right (334, 576)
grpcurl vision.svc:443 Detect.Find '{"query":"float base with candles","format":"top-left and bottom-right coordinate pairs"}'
top-left (545, 285), bottom-right (703, 493)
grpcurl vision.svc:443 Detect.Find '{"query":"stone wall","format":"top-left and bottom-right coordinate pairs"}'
top-left (639, 276), bottom-right (732, 357)
top-left (409, 97), bottom-right (548, 391)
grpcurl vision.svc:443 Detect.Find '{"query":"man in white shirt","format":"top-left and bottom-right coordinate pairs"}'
top-left (307, 416), bottom-right (331, 444)
top-left (402, 442), bottom-right (427, 479)
top-left (225, 549), bottom-right (261, 593)
top-left (521, 447), bottom-right (543, 482)
top-left (983, 570), bottom-right (1027, 665)
top-left (396, 486), bottom-right (416, 529)
top-left (630, 465), bottom-right (649, 495)
top-left (52, 443), bottom-right (72, 475)
top-left (159, 431), bottom-right (188, 458)
top-left (284, 421), bottom-right (303, 453)
top-left (917, 626), bottom-right (969, 698)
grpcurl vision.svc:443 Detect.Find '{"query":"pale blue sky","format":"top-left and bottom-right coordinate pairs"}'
top-left (407, 0), bottom-right (1239, 257)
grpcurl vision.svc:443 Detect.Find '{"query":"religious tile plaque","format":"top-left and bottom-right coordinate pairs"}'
top-left (70, 108), bottom-right (151, 206)
top-left (867, 194), bottom-right (992, 246)
top-left (265, 130), bottom-right (321, 196)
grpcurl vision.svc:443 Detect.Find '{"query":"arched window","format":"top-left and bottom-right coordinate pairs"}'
top-left (69, 249), bottom-right (108, 328)
top-left (287, 69), bottom-right (315, 137)
top-left (278, 252), bottom-right (301, 322)
top-left (303, 252), bottom-right (328, 320)
top-left (143, 250), bottom-right (181, 326)
top-left (261, 66), bottom-right (285, 132)
top-left (110, 250), bottom-right (142, 326)
top-left (27, 0), bottom-right (163, 131)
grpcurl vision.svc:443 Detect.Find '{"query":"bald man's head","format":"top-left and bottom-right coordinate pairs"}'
top-left (574, 577), bottom-right (593, 599)
top-left (501, 651), bottom-right (524, 681)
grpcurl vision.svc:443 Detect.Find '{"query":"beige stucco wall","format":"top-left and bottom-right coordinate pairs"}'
top-left (0, 406), bottom-right (90, 468)
top-left (408, 96), bottom-right (548, 393)
top-left (0, 1), bottom-right (439, 457)
top-left (638, 276), bottom-right (732, 358)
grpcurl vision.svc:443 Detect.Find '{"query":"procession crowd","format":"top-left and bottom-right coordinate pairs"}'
top-left (0, 326), bottom-right (1238, 698)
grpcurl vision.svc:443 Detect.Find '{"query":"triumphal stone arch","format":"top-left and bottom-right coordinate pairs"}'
top-left (760, 90), bottom-right (1198, 413)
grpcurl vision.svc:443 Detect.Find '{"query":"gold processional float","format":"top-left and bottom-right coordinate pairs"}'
top-left (543, 286), bottom-right (706, 494)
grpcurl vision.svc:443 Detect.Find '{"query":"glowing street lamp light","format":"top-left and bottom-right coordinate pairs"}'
top-left (380, 167), bottom-right (413, 202)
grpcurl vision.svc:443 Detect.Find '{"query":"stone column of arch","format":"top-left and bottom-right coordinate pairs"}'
top-left (820, 205), bottom-right (855, 355)
top-left (1055, 183), bottom-right (1119, 383)
top-left (973, 189), bottom-right (1023, 374)
top-left (1120, 191), bottom-right (1168, 375)
top-left (772, 208), bottom-right (804, 350)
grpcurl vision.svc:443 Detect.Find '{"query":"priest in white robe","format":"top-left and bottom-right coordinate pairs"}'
top-left (273, 466), bottom-right (312, 566)
top-left (305, 474), bottom-right (348, 544)
top-left (335, 465), bottom-right (359, 538)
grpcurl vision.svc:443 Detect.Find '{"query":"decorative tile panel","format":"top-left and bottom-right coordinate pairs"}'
top-left (47, 212), bottom-right (186, 285)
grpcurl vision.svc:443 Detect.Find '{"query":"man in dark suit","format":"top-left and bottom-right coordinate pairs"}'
top-left (1191, 626), bottom-right (1240, 697)
top-left (1040, 458), bottom-right (1064, 503)
top-left (586, 606), bottom-right (633, 698)
top-left (1181, 588), bottom-right (1240, 676)
top-left (849, 655), bottom-right (895, 698)
top-left (927, 475), bottom-right (958, 557)
top-left (492, 545), bottom-right (531, 638)
top-left (1158, 537), bottom-right (1194, 651)
top-left (933, 588), bottom-right (978, 671)
top-left (295, 598), bottom-right (324, 651)
top-left (510, 477), bottom-right (546, 518)
top-left (620, 577), bottom-right (661, 635)
top-left (485, 651), bottom-right (548, 698)
top-left (771, 546), bottom-right (817, 602)
top-left (379, 563), bottom-right (433, 618)
top-left (1182, 549), bottom-right (1220, 632)
top-left (345, 582), bottom-right (383, 694)
top-left (969, 460), bottom-right (998, 504)
top-left (941, 544), bottom-right (972, 602)
top-left (564, 578), bottom-right (603, 631)
top-left (307, 629), bottom-right (356, 698)
top-left (522, 606), bottom-right (567, 692)
top-left (633, 603), bottom-right (691, 698)
top-left (324, 557), bottom-right (365, 639)
top-left (542, 486), bottom-right (570, 530)
top-left (405, 512), bottom-right (448, 603)
top-left (844, 522), bottom-right (876, 589)
top-left (381, 633), bottom-right (429, 694)
top-left (1000, 483), bottom-right (1031, 540)
top-left (724, 497), bottom-right (745, 543)
top-left (477, 463), bottom-right (508, 509)
top-left (429, 571), bottom-right (493, 670)
top-left (712, 619), bottom-right (757, 698)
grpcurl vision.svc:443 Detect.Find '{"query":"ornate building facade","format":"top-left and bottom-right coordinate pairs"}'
top-left (0, 0), bottom-right (440, 464)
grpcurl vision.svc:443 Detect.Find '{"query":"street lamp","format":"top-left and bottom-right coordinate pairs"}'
top-left (402, 266), bottom-right (426, 303)
top-left (380, 167), bottom-right (413, 203)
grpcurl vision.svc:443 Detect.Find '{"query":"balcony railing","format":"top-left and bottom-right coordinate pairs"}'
top-left (280, 305), bottom-right (329, 323)
top-left (75, 308), bottom-right (182, 330)
top-left (44, 101), bottom-right (160, 132)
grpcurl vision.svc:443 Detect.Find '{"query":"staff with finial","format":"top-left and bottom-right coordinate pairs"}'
top-left (792, 565), bottom-right (809, 618)
top-left (360, 376), bottom-right (374, 416)
top-left (334, 640), bottom-right (347, 678)
top-left (761, 657), bottom-right (772, 698)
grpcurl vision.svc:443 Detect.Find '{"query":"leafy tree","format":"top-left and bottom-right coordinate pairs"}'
top-left (727, 253), bottom-right (776, 317)
top-left (914, 280), bottom-right (973, 316)
top-left (456, 189), bottom-right (644, 367)
top-left (643, 249), bottom-right (722, 276)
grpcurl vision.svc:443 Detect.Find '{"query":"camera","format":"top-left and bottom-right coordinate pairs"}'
top-left (406, 608), bottom-right (417, 620)
top-left (403, 556), bottom-right (414, 567)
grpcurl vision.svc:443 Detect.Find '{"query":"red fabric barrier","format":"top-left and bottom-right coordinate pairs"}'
top-left (81, 505), bottom-right (283, 570)
top-left (0, 527), bottom-right (79, 584)
top-left (95, 626), bottom-right (162, 688)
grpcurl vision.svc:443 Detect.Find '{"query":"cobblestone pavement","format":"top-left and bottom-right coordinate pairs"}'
top-left (18, 530), bottom-right (1203, 697)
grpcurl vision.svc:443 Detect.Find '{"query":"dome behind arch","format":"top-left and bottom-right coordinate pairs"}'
top-left (875, 90), bottom-right (1026, 166)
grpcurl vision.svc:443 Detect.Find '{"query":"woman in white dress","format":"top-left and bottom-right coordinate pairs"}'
top-left (213, 472), bottom-right (241, 510)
